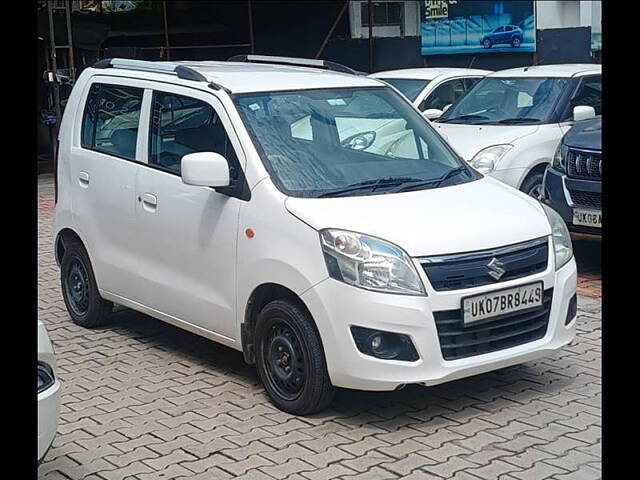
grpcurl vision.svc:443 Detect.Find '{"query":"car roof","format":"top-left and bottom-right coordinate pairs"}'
top-left (90, 60), bottom-right (384, 94)
top-left (369, 68), bottom-right (492, 81)
top-left (488, 64), bottom-right (601, 78)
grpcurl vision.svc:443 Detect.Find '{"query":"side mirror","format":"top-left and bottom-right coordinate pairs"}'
top-left (422, 108), bottom-right (444, 120)
top-left (573, 105), bottom-right (596, 122)
top-left (443, 104), bottom-right (452, 112)
top-left (181, 152), bottom-right (230, 187)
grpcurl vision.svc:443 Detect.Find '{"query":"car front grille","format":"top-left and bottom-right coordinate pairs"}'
top-left (433, 289), bottom-right (553, 360)
top-left (419, 238), bottom-right (548, 292)
top-left (567, 148), bottom-right (601, 180)
top-left (568, 189), bottom-right (601, 209)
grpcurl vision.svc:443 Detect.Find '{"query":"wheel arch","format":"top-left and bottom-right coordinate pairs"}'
top-left (241, 282), bottom-right (319, 365)
top-left (54, 228), bottom-right (85, 266)
top-left (519, 161), bottom-right (549, 191)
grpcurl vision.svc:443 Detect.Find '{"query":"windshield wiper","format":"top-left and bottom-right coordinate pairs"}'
top-left (317, 177), bottom-right (423, 198)
top-left (391, 167), bottom-right (470, 193)
top-left (494, 117), bottom-right (542, 124)
top-left (437, 114), bottom-right (489, 124)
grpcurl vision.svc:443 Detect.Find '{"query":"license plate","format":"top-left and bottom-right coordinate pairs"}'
top-left (462, 282), bottom-right (543, 325)
top-left (573, 208), bottom-right (601, 228)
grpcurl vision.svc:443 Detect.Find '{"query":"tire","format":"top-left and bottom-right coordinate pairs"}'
top-left (60, 240), bottom-right (113, 328)
top-left (255, 300), bottom-right (335, 415)
top-left (521, 172), bottom-right (545, 200)
top-left (483, 38), bottom-right (492, 49)
top-left (512, 37), bottom-right (521, 47)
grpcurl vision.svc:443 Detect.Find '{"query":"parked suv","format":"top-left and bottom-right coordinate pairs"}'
top-left (481, 25), bottom-right (524, 49)
top-left (54, 56), bottom-right (577, 415)
top-left (432, 64), bottom-right (601, 198)
top-left (543, 117), bottom-right (601, 235)
top-left (369, 68), bottom-right (490, 119)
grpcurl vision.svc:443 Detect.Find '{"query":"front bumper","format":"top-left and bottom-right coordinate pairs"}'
top-left (543, 167), bottom-right (601, 236)
top-left (38, 379), bottom-right (61, 463)
top-left (302, 251), bottom-right (577, 391)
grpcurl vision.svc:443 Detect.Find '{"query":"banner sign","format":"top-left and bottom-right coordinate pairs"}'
top-left (421, 1), bottom-right (536, 56)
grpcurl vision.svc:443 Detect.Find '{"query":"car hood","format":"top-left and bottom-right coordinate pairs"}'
top-left (432, 123), bottom-right (539, 160)
top-left (565, 117), bottom-right (601, 151)
top-left (285, 176), bottom-right (550, 257)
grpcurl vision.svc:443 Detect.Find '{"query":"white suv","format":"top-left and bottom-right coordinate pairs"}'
top-left (431, 64), bottom-right (601, 197)
top-left (54, 56), bottom-right (577, 415)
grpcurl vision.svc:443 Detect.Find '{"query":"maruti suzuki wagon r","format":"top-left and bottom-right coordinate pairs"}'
top-left (54, 56), bottom-right (578, 415)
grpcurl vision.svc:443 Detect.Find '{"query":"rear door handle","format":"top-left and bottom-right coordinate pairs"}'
top-left (78, 171), bottom-right (89, 187)
top-left (139, 193), bottom-right (157, 212)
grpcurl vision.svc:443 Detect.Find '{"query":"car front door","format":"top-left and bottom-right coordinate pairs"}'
top-left (133, 86), bottom-right (247, 340)
top-left (69, 77), bottom-right (147, 298)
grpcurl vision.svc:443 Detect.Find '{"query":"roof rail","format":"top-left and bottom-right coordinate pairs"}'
top-left (92, 58), bottom-right (208, 82)
top-left (92, 58), bottom-right (232, 93)
top-left (227, 54), bottom-right (363, 75)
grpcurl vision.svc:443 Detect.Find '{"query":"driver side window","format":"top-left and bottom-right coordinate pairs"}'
top-left (149, 91), bottom-right (242, 185)
top-left (420, 79), bottom-right (466, 111)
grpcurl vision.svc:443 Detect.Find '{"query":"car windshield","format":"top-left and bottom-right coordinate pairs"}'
top-left (234, 87), bottom-right (477, 198)
top-left (378, 78), bottom-right (430, 102)
top-left (438, 77), bottom-right (570, 125)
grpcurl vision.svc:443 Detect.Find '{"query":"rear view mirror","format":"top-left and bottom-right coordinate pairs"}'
top-left (181, 152), bottom-right (230, 187)
top-left (573, 105), bottom-right (596, 122)
top-left (422, 109), bottom-right (444, 120)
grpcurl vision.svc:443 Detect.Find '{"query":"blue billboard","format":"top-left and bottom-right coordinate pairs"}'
top-left (421, 1), bottom-right (536, 56)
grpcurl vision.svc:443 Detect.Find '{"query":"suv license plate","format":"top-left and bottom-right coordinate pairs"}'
top-left (462, 282), bottom-right (543, 325)
top-left (573, 208), bottom-right (601, 228)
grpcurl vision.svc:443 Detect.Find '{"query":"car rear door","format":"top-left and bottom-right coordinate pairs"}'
top-left (132, 84), bottom-right (246, 340)
top-left (68, 76), bottom-right (148, 298)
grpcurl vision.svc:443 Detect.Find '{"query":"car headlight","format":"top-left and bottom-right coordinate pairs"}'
top-left (542, 204), bottom-right (573, 270)
top-left (471, 144), bottom-right (513, 173)
top-left (552, 143), bottom-right (568, 173)
top-left (320, 229), bottom-right (425, 295)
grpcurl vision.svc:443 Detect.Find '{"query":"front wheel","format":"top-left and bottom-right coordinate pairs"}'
top-left (521, 172), bottom-right (545, 200)
top-left (483, 39), bottom-right (492, 49)
top-left (255, 300), bottom-right (335, 415)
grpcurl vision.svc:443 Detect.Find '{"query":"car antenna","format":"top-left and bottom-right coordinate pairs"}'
top-left (468, 56), bottom-right (477, 68)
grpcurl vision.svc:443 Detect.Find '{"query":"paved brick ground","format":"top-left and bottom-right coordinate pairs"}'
top-left (38, 176), bottom-right (601, 480)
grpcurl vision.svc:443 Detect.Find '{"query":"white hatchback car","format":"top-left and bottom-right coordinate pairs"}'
top-left (431, 64), bottom-right (601, 198)
top-left (369, 68), bottom-right (491, 118)
top-left (38, 321), bottom-right (61, 464)
top-left (54, 55), bottom-right (577, 415)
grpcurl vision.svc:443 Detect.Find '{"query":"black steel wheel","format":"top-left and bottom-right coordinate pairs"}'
top-left (255, 300), bottom-right (334, 415)
top-left (60, 240), bottom-right (113, 328)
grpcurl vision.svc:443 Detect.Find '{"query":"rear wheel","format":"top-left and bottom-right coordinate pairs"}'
top-left (512, 37), bottom-right (521, 47)
top-left (60, 241), bottom-right (113, 328)
top-left (255, 300), bottom-right (334, 415)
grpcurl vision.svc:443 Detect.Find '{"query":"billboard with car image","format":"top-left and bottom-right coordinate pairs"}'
top-left (421, 0), bottom-right (536, 56)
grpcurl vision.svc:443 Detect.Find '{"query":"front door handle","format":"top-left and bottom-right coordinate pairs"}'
top-left (139, 193), bottom-right (157, 212)
top-left (78, 171), bottom-right (89, 187)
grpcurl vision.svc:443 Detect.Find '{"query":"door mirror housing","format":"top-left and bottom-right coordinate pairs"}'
top-left (443, 103), bottom-right (452, 112)
top-left (422, 108), bottom-right (444, 120)
top-left (181, 152), bottom-right (230, 187)
top-left (573, 105), bottom-right (596, 122)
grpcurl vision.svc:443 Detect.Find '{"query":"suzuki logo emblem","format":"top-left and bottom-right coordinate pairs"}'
top-left (487, 257), bottom-right (506, 281)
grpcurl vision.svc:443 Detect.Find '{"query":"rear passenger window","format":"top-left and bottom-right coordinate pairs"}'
top-left (149, 92), bottom-right (241, 183)
top-left (81, 83), bottom-right (143, 160)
